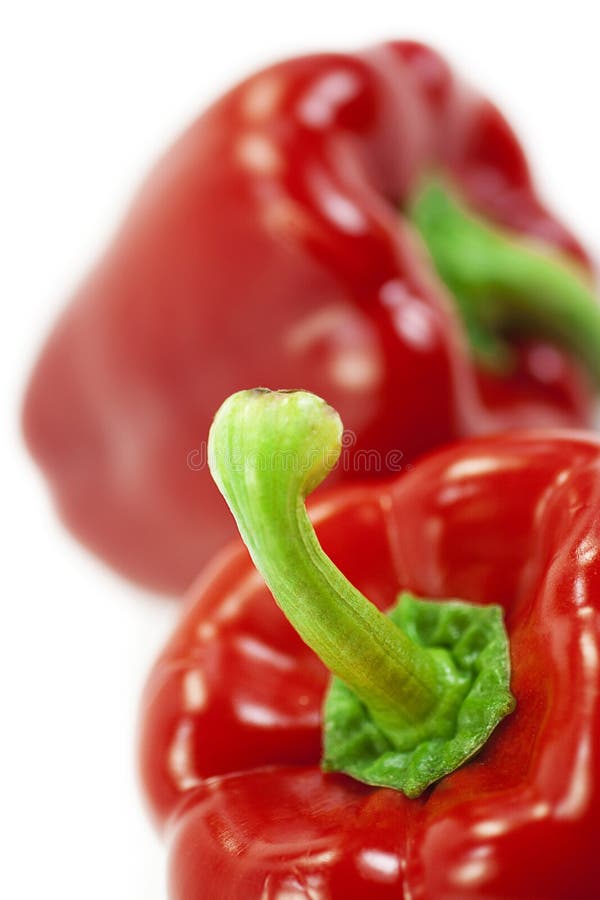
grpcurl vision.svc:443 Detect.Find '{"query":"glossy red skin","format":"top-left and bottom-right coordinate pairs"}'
top-left (24, 42), bottom-right (596, 594)
top-left (139, 432), bottom-right (600, 898)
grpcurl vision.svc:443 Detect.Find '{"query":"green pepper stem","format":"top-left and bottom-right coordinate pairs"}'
top-left (410, 179), bottom-right (600, 383)
top-left (208, 389), bottom-right (441, 730)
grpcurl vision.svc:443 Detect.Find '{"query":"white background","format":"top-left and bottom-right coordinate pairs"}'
top-left (2, 2), bottom-right (599, 898)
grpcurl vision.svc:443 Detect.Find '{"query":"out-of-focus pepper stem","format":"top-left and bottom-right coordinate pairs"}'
top-left (411, 179), bottom-right (600, 383)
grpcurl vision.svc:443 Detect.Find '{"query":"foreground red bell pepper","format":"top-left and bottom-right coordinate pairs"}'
top-left (24, 41), bottom-right (600, 593)
top-left (139, 390), bottom-right (600, 898)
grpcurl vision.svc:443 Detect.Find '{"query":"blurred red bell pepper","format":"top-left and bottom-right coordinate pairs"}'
top-left (24, 41), bottom-right (600, 593)
top-left (139, 390), bottom-right (600, 898)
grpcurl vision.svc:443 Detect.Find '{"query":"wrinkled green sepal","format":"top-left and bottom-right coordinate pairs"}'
top-left (322, 592), bottom-right (515, 798)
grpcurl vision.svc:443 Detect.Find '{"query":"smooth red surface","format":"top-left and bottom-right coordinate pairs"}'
top-left (139, 432), bottom-right (600, 898)
top-left (24, 42), bottom-right (595, 593)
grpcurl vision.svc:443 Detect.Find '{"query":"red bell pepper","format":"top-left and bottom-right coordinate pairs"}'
top-left (24, 41), bottom-right (600, 594)
top-left (139, 389), bottom-right (600, 898)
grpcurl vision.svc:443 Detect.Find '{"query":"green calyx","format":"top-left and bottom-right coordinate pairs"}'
top-left (208, 388), bottom-right (515, 797)
top-left (410, 179), bottom-right (600, 383)
top-left (324, 592), bottom-right (514, 797)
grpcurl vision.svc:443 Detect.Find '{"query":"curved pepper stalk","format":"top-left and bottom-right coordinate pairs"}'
top-left (208, 388), bottom-right (514, 796)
